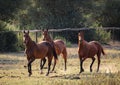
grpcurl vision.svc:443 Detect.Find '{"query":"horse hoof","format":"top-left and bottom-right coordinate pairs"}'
top-left (79, 71), bottom-right (82, 74)
top-left (90, 69), bottom-right (92, 72)
top-left (40, 71), bottom-right (43, 74)
top-left (28, 73), bottom-right (32, 77)
top-left (50, 71), bottom-right (56, 73)
top-left (24, 65), bottom-right (27, 68)
top-left (50, 71), bottom-right (53, 73)
top-left (46, 73), bottom-right (49, 76)
top-left (96, 70), bottom-right (99, 72)
top-left (79, 70), bottom-right (84, 73)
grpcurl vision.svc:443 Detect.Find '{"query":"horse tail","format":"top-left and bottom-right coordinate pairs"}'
top-left (52, 46), bottom-right (58, 60)
top-left (101, 46), bottom-right (105, 55)
top-left (94, 41), bottom-right (105, 55)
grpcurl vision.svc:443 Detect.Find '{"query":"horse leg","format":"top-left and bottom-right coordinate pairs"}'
top-left (28, 58), bottom-right (35, 77)
top-left (46, 57), bottom-right (52, 76)
top-left (51, 58), bottom-right (57, 72)
top-left (97, 54), bottom-right (101, 72)
top-left (90, 57), bottom-right (95, 72)
top-left (80, 58), bottom-right (85, 73)
top-left (62, 48), bottom-right (67, 71)
top-left (40, 58), bottom-right (46, 74)
top-left (42, 58), bottom-right (46, 68)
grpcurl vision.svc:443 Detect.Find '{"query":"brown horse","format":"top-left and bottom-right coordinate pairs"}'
top-left (42, 29), bottom-right (67, 71)
top-left (23, 30), bottom-right (58, 76)
top-left (78, 32), bottom-right (105, 73)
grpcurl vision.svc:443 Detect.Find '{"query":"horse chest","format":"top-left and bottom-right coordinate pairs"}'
top-left (78, 47), bottom-right (89, 57)
top-left (26, 49), bottom-right (34, 60)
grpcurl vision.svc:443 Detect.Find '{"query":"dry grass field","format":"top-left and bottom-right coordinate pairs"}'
top-left (0, 45), bottom-right (120, 85)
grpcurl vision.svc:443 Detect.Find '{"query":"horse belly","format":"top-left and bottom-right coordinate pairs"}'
top-left (88, 45), bottom-right (98, 57)
top-left (35, 46), bottom-right (48, 59)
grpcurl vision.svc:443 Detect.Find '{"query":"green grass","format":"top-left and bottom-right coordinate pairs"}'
top-left (0, 46), bottom-right (120, 85)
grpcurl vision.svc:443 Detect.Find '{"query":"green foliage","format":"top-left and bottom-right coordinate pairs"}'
top-left (100, 0), bottom-right (120, 27)
top-left (0, 0), bottom-right (24, 21)
top-left (18, 0), bottom-right (88, 29)
top-left (94, 29), bottom-right (111, 44)
top-left (0, 31), bottom-right (18, 52)
top-left (1, 0), bottom-right (120, 29)
top-left (16, 33), bottom-right (25, 51)
top-left (0, 20), bottom-right (7, 31)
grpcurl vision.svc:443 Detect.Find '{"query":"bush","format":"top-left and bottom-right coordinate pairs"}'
top-left (0, 31), bottom-right (18, 52)
top-left (95, 29), bottom-right (111, 44)
top-left (16, 32), bottom-right (25, 51)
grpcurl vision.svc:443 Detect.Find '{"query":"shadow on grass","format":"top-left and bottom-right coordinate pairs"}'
top-left (50, 74), bottom-right (80, 80)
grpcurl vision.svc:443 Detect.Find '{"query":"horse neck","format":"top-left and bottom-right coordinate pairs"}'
top-left (78, 40), bottom-right (86, 49)
top-left (45, 34), bottom-right (53, 43)
top-left (26, 39), bottom-right (36, 50)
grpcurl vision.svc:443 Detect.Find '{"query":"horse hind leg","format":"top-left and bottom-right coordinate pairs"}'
top-left (40, 58), bottom-right (46, 74)
top-left (90, 57), bottom-right (95, 72)
top-left (46, 56), bottom-right (52, 76)
top-left (51, 58), bottom-right (57, 72)
top-left (62, 47), bottom-right (67, 71)
top-left (97, 52), bottom-right (101, 72)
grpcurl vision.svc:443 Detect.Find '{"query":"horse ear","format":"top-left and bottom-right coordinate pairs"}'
top-left (46, 29), bottom-right (48, 31)
top-left (42, 29), bottom-right (44, 32)
top-left (27, 30), bottom-right (29, 34)
top-left (23, 30), bottom-right (26, 33)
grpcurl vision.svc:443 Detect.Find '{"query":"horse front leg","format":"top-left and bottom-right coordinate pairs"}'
top-left (28, 58), bottom-right (35, 77)
top-left (79, 57), bottom-right (85, 73)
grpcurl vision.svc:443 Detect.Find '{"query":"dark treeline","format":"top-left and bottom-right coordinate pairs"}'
top-left (0, 0), bottom-right (120, 52)
top-left (0, 0), bottom-right (120, 30)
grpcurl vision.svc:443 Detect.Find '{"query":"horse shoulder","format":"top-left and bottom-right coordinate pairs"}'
top-left (78, 45), bottom-right (88, 57)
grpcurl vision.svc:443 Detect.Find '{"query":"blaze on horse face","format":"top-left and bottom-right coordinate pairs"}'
top-left (23, 30), bottom-right (30, 45)
top-left (78, 32), bottom-right (84, 43)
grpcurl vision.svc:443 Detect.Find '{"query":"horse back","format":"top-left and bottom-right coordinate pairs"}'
top-left (35, 41), bottom-right (53, 59)
top-left (79, 41), bottom-right (98, 58)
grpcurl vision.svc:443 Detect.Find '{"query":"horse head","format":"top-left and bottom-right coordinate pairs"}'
top-left (42, 29), bottom-right (49, 41)
top-left (23, 30), bottom-right (31, 45)
top-left (78, 31), bottom-right (84, 43)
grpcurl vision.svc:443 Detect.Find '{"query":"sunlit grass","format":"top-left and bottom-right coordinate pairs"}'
top-left (0, 46), bottom-right (120, 85)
